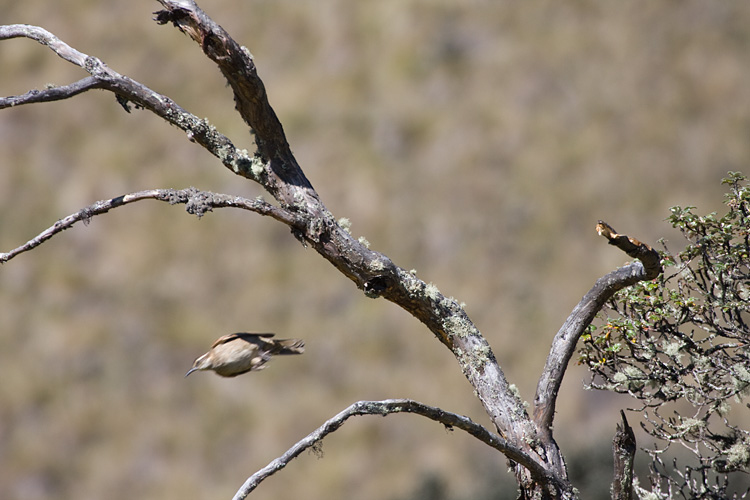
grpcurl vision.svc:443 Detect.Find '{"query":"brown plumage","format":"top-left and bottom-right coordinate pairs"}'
top-left (185, 333), bottom-right (305, 378)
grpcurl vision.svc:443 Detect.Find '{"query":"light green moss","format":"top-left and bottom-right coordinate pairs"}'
top-left (338, 217), bottom-right (352, 234)
top-left (675, 418), bottom-right (705, 434)
top-left (443, 315), bottom-right (477, 338)
top-left (732, 363), bottom-right (750, 397)
top-left (369, 259), bottom-right (386, 271)
top-left (249, 154), bottom-right (265, 178)
top-left (716, 401), bottom-right (731, 417)
top-left (726, 442), bottom-right (750, 468)
top-left (662, 340), bottom-right (684, 358)
top-left (404, 278), bottom-right (423, 296)
top-left (424, 283), bottom-right (440, 301)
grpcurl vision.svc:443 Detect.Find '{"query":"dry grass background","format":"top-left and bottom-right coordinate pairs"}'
top-left (1, 1), bottom-right (749, 499)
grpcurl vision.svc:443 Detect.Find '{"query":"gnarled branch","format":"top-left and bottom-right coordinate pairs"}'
top-left (4, 5), bottom-right (669, 498)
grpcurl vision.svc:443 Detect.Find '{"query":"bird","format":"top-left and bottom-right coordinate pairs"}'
top-left (185, 333), bottom-right (305, 378)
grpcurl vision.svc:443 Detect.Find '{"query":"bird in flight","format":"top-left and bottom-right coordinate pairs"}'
top-left (186, 333), bottom-right (305, 378)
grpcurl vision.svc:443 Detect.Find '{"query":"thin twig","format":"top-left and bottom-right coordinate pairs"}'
top-left (0, 77), bottom-right (105, 108)
top-left (0, 24), bottom-right (89, 65)
top-left (232, 399), bottom-right (558, 500)
top-left (0, 188), bottom-right (302, 264)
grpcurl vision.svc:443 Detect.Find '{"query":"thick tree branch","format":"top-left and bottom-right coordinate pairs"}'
top-left (0, 188), bottom-right (302, 264)
top-left (533, 222), bottom-right (662, 441)
top-left (154, 0), bottom-right (315, 201)
top-left (231, 399), bottom-right (559, 500)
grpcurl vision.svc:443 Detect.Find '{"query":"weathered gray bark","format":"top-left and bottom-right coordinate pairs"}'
top-left (612, 410), bottom-right (636, 500)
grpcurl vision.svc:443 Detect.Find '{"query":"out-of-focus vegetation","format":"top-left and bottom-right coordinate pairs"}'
top-left (1, 1), bottom-right (749, 499)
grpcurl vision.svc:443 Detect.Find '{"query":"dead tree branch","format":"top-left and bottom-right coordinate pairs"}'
top-left (533, 222), bottom-right (662, 444)
top-left (231, 399), bottom-right (559, 500)
top-left (612, 410), bottom-right (636, 500)
top-left (148, 4), bottom-right (550, 484)
top-left (0, 188), bottom-right (303, 264)
top-left (0, 24), bottom-right (260, 185)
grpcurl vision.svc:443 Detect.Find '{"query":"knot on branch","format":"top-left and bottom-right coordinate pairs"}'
top-left (596, 220), bottom-right (662, 278)
top-left (363, 275), bottom-right (392, 298)
top-left (76, 207), bottom-right (94, 226)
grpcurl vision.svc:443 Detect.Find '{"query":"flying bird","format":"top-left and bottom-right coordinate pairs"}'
top-left (186, 333), bottom-right (305, 378)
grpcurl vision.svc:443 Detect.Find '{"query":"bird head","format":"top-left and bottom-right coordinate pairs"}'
top-left (185, 353), bottom-right (212, 377)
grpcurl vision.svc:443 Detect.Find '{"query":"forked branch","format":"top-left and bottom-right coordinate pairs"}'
top-left (151, 2), bottom-right (548, 467)
top-left (0, 13), bottom-right (535, 470)
top-left (0, 24), bottom-right (262, 185)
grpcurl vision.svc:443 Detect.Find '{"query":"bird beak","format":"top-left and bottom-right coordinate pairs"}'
top-left (185, 366), bottom-right (199, 377)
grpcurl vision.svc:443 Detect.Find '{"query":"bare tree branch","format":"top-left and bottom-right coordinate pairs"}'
top-left (0, 24), bottom-right (263, 186)
top-left (595, 220), bottom-right (662, 276)
top-left (231, 399), bottom-right (559, 500)
top-left (533, 222), bottom-right (662, 443)
top-left (0, 77), bottom-right (106, 107)
top-left (0, 188), bottom-right (302, 264)
top-left (0, 24), bottom-right (90, 66)
top-left (153, 0), bottom-right (313, 197)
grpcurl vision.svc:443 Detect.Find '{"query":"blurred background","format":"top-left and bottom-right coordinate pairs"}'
top-left (1, 1), bottom-right (749, 499)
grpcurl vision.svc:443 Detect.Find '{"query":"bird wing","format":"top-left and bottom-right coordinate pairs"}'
top-left (210, 332), bottom-right (275, 348)
top-left (242, 332), bottom-right (276, 339)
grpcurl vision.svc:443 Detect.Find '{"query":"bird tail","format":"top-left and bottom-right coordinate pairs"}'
top-left (274, 338), bottom-right (305, 355)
